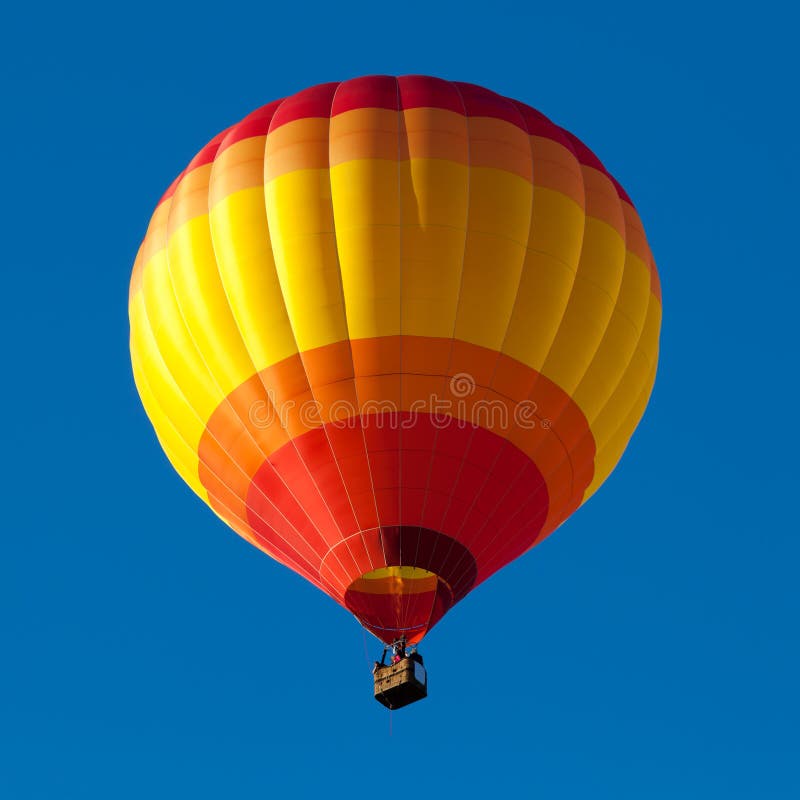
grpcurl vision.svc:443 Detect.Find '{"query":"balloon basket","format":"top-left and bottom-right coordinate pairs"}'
top-left (373, 656), bottom-right (428, 710)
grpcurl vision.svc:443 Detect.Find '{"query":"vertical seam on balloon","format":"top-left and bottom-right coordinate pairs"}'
top-left (394, 76), bottom-right (406, 591)
top-left (132, 284), bottom-right (349, 597)
top-left (395, 87), bottom-right (422, 634)
top-left (430, 92), bottom-right (538, 597)
top-left (565, 201), bottom-right (649, 461)
top-left (322, 80), bottom-right (383, 571)
top-left (588, 250), bottom-right (660, 423)
top-left (316, 82), bottom-right (386, 569)
top-left (507, 154), bottom-right (659, 542)
top-left (432, 100), bottom-right (576, 602)
top-left (548, 189), bottom-right (630, 381)
top-left (590, 357), bottom-right (657, 486)
top-left (515, 134), bottom-right (589, 528)
top-left (400, 82), bottom-right (468, 634)
top-left (583, 273), bottom-right (660, 497)
top-left (262, 91), bottom-right (377, 581)
top-left (439, 113), bottom-right (601, 587)
top-left (205, 108), bottom-right (363, 588)
top-left (487, 125), bottom-right (588, 536)
top-left (410, 80), bottom-right (472, 639)
top-left (157, 149), bottom-right (354, 595)
top-left (565, 219), bottom-right (660, 508)
top-left (461, 336), bottom-right (607, 561)
top-left (532, 135), bottom-right (628, 502)
top-left (396, 80), bottom-right (428, 636)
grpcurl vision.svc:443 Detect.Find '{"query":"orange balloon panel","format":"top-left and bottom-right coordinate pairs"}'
top-left (129, 76), bottom-right (661, 644)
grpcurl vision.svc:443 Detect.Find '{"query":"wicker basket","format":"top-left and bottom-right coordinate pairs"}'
top-left (373, 657), bottom-right (428, 709)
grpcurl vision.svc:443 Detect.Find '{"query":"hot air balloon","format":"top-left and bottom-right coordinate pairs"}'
top-left (129, 75), bottom-right (661, 708)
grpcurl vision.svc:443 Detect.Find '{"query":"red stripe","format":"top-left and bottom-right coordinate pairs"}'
top-left (156, 129), bottom-right (229, 207)
top-left (609, 174), bottom-right (633, 205)
top-left (560, 128), bottom-right (634, 205)
top-left (268, 82), bottom-right (338, 131)
top-left (158, 77), bottom-right (640, 211)
top-left (331, 75), bottom-right (398, 115)
top-left (453, 81), bottom-right (526, 128)
top-left (509, 99), bottom-right (574, 146)
top-left (185, 129), bottom-right (230, 171)
top-left (217, 99), bottom-right (284, 153)
top-left (397, 74), bottom-right (464, 114)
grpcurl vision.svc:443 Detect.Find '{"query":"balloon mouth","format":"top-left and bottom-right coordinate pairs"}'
top-left (344, 566), bottom-right (455, 644)
top-left (324, 525), bottom-right (479, 643)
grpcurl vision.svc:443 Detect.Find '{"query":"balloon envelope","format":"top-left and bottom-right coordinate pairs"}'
top-left (129, 76), bottom-right (661, 643)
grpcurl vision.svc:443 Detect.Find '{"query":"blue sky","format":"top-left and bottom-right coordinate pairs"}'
top-left (3, 1), bottom-right (798, 797)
